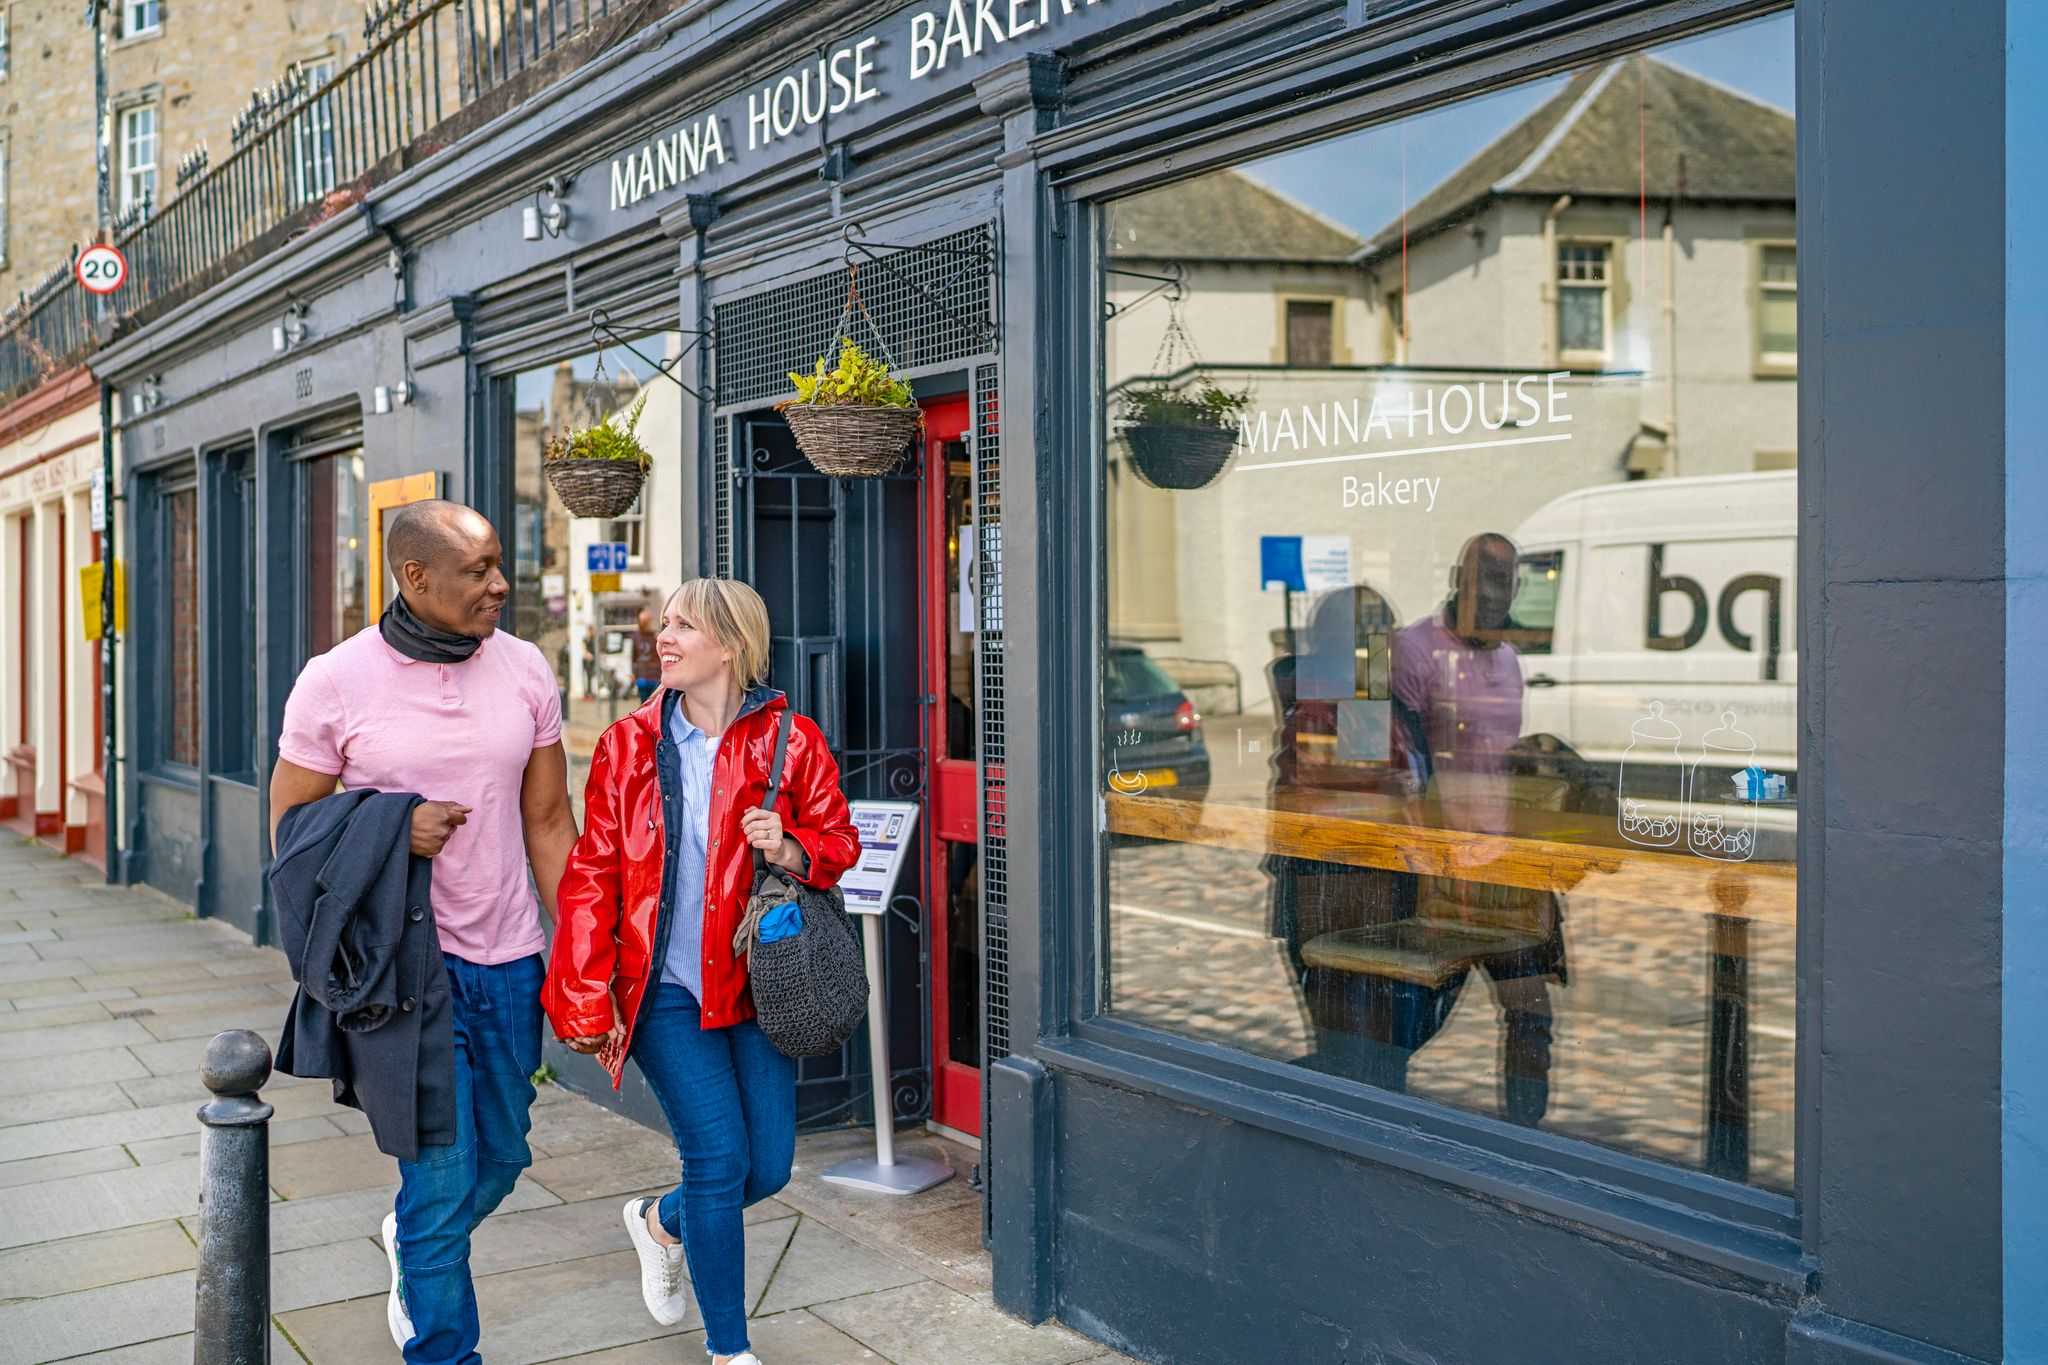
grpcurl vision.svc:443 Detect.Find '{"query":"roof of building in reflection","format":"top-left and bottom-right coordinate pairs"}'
top-left (1111, 169), bottom-right (1366, 263)
top-left (1355, 55), bottom-right (1797, 264)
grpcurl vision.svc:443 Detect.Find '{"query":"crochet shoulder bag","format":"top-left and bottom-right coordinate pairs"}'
top-left (731, 710), bottom-right (870, 1058)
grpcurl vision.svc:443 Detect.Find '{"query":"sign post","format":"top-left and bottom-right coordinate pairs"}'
top-left (820, 800), bottom-right (952, 1196)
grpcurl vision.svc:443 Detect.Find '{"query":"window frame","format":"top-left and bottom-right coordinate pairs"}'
top-left (1554, 238), bottom-right (1613, 370)
top-left (290, 56), bottom-right (340, 209)
top-left (1028, 0), bottom-right (1809, 1282)
top-left (118, 102), bottom-right (158, 217)
top-left (1278, 295), bottom-right (1339, 367)
top-left (1753, 238), bottom-right (1798, 378)
top-left (1, 7), bottom-right (12, 81)
top-left (0, 130), bottom-right (10, 269)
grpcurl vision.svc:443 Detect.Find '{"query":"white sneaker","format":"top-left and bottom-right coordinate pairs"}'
top-left (381, 1210), bottom-right (415, 1350)
top-left (622, 1197), bottom-right (689, 1326)
top-left (727, 1355), bottom-right (763, 1364)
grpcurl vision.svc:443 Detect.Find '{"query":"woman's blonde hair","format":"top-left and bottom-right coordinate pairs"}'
top-left (667, 577), bottom-right (773, 692)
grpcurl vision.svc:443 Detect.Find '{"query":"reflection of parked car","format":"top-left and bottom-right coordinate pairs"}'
top-left (1105, 643), bottom-right (1211, 797)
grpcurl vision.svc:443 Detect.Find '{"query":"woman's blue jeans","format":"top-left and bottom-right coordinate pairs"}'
top-left (393, 953), bottom-right (543, 1365)
top-left (632, 981), bottom-right (797, 1358)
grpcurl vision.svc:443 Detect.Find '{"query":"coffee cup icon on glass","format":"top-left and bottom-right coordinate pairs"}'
top-left (1108, 729), bottom-right (1150, 794)
top-left (1618, 702), bottom-right (1684, 848)
top-left (1687, 709), bottom-right (1759, 863)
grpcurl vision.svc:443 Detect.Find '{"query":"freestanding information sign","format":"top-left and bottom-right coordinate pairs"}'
top-left (821, 800), bottom-right (952, 1196)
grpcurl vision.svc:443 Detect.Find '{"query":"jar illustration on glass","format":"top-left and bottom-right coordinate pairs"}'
top-left (1687, 709), bottom-right (1759, 862)
top-left (1617, 702), bottom-right (1683, 848)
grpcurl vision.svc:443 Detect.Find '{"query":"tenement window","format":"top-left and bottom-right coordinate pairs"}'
top-left (1286, 300), bottom-right (1335, 367)
top-left (120, 104), bottom-right (157, 215)
top-left (1098, 12), bottom-right (1798, 1191)
top-left (123, 0), bottom-right (161, 37)
top-left (291, 59), bottom-right (338, 208)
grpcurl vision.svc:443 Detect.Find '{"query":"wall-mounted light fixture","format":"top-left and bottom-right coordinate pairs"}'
top-left (372, 380), bottom-right (414, 415)
top-left (137, 374), bottom-right (163, 413)
top-left (522, 175), bottom-right (572, 241)
top-left (272, 299), bottom-right (309, 353)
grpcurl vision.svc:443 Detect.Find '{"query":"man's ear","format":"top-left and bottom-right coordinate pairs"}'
top-left (398, 560), bottom-right (427, 596)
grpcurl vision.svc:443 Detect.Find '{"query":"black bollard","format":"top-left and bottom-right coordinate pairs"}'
top-left (194, 1029), bottom-right (274, 1364)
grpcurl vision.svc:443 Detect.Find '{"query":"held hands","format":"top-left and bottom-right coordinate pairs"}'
top-left (740, 806), bottom-right (806, 873)
top-left (410, 801), bottom-right (472, 857)
top-left (563, 1018), bottom-right (624, 1056)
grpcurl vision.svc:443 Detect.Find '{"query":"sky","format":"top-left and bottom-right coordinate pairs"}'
top-left (1245, 11), bottom-right (1794, 242)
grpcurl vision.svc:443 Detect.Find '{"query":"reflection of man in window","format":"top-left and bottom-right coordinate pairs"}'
top-left (1385, 531), bottom-right (1565, 1128)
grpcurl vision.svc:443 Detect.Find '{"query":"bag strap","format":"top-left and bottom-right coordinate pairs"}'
top-left (751, 709), bottom-right (795, 877)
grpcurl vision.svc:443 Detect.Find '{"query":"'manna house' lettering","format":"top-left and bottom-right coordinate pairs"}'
top-left (610, 113), bottom-right (730, 211)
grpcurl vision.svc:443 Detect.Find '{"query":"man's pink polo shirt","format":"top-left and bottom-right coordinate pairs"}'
top-left (278, 625), bottom-right (562, 965)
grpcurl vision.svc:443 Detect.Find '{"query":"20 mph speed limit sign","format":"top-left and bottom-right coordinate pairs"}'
top-left (76, 244), bottom-right (128, 296)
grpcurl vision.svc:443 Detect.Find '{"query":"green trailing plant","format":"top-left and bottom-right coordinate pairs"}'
top-left (1124, 381), bottom-right (1252, 430)
top-left (782, 337), bottom-right (915, 409)
top-left (546, 394), bottom-right (652, 468)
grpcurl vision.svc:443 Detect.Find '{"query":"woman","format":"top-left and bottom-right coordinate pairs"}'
top-left (542, 578), bottom-right (859, 1365)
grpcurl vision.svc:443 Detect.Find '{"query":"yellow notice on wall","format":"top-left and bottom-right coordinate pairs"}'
top-left (79, 560), bottom-right (127, 641)
top-left (588, 572), bottom-right (622, 593)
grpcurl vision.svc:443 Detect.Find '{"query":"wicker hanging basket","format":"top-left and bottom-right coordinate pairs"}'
top-left (783, 402), bottom-right (922, 478)
top-left (543, 457), bottom-right (648, 518)
top-left (1124, 422), bottom-right (1240, 490)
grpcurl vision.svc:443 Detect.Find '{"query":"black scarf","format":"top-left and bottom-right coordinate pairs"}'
top-left (380, 592), bottom-right (483, 664)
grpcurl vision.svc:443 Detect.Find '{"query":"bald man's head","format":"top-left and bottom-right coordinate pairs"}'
top-left (387, 500), bottom-right (509, 638)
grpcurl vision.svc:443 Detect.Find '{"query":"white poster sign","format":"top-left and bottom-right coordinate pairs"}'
top-left (840, 800), bottom-right (920, 916)
top-left (1300, 535), bottom-right (1352, 593)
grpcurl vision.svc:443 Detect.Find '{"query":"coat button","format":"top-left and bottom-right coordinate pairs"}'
top-left (408, 907), bottom-right (424, 923)
top-left (401, 997), bottom-right (416, 1013)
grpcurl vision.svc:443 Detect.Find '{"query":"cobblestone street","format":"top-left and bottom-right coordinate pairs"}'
top-left (1107, 841), bottom-right (1795, 1190)
top-left (0, 835), bottom-right (1132, 1365)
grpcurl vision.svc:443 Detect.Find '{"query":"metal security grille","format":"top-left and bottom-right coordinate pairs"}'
top-left (712, 225), bottom-right (995, 410)
top-left (712, 418), bottom-right (732, 577)
top-left (975, 363), bottom-right (1009, 1065)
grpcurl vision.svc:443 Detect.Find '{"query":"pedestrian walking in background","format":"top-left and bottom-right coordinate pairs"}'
top-left (631, 601), bottom-right (663, 702)
top-left (267, 500), bottom-right (578, 1365)
top-left (543, 577), bottom-right (859, 1365)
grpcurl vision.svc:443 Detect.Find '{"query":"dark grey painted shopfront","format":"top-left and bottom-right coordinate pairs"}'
top-left (95, 0), bottom-right (2004, 1360)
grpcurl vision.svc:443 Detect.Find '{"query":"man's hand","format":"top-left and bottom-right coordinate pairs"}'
top-left (411, 801), bottom-right (473, 857)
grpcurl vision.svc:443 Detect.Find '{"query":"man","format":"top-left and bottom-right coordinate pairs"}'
top-left (269, 500), bottom-right (577, 1364)
top-left (1380, 531), bottom-right (1565, 1128)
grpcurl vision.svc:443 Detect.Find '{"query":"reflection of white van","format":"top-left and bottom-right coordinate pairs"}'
top-left (1510, 471), bottom-right (1796, 787)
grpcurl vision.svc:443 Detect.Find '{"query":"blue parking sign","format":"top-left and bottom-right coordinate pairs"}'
top-left (586, 542), bottom-right (629, 573)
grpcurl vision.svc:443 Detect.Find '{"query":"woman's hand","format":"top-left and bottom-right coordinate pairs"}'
top-left (563, 1020), bottom-right (624, 1055)
top-left (741, 807), bottom-right (808, 873)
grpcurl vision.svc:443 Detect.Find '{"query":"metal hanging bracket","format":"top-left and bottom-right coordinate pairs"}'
top-left (839, 221), bottom-right (999, 351)
top-left (1103, 262), bottom-right (1186, 320)
top-left (587, 307), bottom-right (715, 404)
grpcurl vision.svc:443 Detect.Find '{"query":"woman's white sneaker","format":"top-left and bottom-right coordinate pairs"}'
top-left (381, 1210), bottom-right (414, 1350)
top-left (622, 1197), bottom-right (689, 1326)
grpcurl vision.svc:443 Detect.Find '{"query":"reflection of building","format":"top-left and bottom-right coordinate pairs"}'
top-left (1107, 55), bottom-right (1798, 714)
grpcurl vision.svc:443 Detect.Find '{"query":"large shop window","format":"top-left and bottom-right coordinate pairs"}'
top-left (304, 449), bottom-right (368, 659)
top-left (163, 484), bottom-right (199, 769)
top-left (1099, 14), bottom-right (1797, 1190)
top-left (509, 335), bottom-right (684, 822)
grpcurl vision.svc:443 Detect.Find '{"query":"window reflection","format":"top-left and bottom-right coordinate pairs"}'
top-left (509, 336), bottom-right (684, 821)
top-left (1101, 16), bottom-right (1796, 1189)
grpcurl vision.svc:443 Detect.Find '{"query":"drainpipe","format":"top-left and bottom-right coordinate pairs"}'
top-left (1663, 204), bottom-right (1680, 478)
top-left (1542, 195), bottom-right (1573, 367)
top-left (99, 380), bottom-right (119, 885)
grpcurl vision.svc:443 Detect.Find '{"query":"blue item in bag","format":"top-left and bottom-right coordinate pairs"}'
top-left (758, 900), bottom-right (804, 943)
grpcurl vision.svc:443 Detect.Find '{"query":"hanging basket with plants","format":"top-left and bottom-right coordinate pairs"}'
top-left (1116, 292), bottom-right (1250, 491)
top-left (543, 391), bottom-right (651, 518)
top-left (776, 264), bottom-right (923, 478)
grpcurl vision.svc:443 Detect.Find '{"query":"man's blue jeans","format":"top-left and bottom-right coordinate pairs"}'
top-left (633, 982), bottom-right (797, 1359)
top-left (394, 953), bottom-right (544, 1365)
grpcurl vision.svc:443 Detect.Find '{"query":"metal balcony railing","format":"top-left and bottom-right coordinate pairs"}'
top-left (0, 0), bottom-right (619, 407)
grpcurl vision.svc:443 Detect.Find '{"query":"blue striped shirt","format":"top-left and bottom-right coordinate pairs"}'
top-left (659, 703), bottom-right (720, 1000)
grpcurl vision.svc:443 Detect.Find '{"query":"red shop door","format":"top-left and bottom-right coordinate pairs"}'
top-left (920, 394), bottom-right (982, 1137)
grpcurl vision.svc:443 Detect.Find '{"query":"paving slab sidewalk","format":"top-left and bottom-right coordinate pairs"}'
top-left (0, 836), bottom-right (1136, 1365)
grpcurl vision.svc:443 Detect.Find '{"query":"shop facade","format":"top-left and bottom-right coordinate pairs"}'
top-left (89, 0), bottom-right (2034, 1359)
